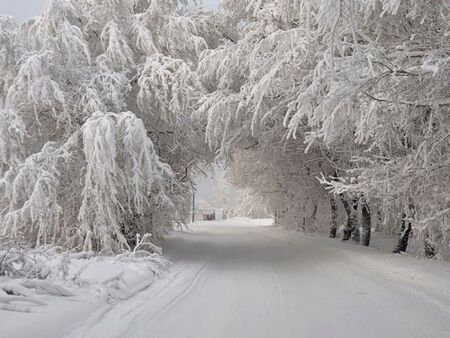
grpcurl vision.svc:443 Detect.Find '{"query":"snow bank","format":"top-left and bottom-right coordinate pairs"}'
top-left (0, 244), bottom-right (168, 338)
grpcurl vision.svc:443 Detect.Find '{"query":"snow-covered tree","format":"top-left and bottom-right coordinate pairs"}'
top-left (2, 0), bottom-right (449, 258)
top-left (212, 174), bottom-right (233, 209)
top-left (231, 188), bottom-right (269, 219)
top-left (196, 0), bottom-right (345, 235)
top-left (197, 0), bottom-right (450, 257)
top-left (0, 0), bottom-right (217, 253)
top-left (285, 1), bottom-right (450, 258)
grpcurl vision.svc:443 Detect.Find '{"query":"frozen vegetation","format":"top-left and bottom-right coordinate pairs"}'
top-left (0, 234), bottom-right (167, 336)
top-left (0, 0), bottom-right (449, 257)
top-left (1, 0), bottom-right (450, 337)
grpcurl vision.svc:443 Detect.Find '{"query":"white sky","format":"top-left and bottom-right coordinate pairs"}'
top-left (0, 0), bottom-right (219, 20)
top-left (0, 0), bottom-right (44, 20)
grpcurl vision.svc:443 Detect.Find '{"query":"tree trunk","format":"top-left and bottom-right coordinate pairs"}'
top-left (424, 239), bottom-right (436, 258)
top-left (350, 198), bottom-right (360, 243)
top-left (301, 203), bottom-right (306, 231)
top-left (329, 196), bottom-right (338, 238)
top-left (311, 203), bottom-right (318, 232)
top-left (422, 229), bottom-right (436, 258)
top-left (392, 213), bottom-right (412, 253)
top-left (360, 202), bottom-right (371, 246)
top-left (375, 208), bottom-right (383, 232)
top-left (340, 195), bottom-right (352, 240)
top-left (341, 195), bottom-right (357, 241)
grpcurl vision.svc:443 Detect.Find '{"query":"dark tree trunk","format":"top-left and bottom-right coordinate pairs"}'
top-left (341, 195), bottom-right (357, 241)
top-left (329, 196), bottom-right (338, 238)
top-left (341, 198), bottom-right (352, 240)
top-left (311, 203), bottom-right (318, 232)
top-left (311, 204), bottom-right (318, 222)
top-left (360, 202), bottom-right (371, 246)
top-left (301, 203), bottom-right (306, 231)
top-left (424, 239), bottom-right (436, 258)
top-left (375, 209), bottom-right (382, 232)
top-left (422, 229), bottom-right (436, 258)
top-left (350, 198), bottom-right (360, 243)
top-left (392, 213), bottom-right (412, 253)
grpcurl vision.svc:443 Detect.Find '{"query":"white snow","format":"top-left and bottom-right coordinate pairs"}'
top-left (0, 248), bottom-right (167, 338)
top-left (2, 218), bottom-right (450, 338)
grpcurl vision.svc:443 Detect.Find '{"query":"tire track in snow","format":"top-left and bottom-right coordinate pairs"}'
top-left (65, 263), bottom-right (208, 338)
top-left (119, 263), bottom-right (208, 338)
top-left (136, 263), bottom-right (208, 338)
top-left (146, 263), bottom-right (208, 321)
top-left (269, 265), bottom-right (286, 317)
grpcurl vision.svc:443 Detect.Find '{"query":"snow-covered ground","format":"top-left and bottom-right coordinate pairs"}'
top-left (0, 246), bottom-right (168, 338)
top-left (2, 218), bottom-right (450, 338)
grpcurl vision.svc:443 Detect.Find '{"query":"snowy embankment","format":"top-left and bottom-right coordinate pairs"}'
top-left (0, 241), bottom-right (168, 338)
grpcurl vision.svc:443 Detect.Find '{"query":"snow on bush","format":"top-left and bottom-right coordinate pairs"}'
top-left (0, 235), bottom-right (168, 312)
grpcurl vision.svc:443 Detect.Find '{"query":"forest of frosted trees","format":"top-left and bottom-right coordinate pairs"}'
top-left (1, 0), bottom-right (450, 259)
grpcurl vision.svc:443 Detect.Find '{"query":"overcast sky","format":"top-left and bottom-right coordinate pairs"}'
top-left (0, 0), bottom-right (219, 20)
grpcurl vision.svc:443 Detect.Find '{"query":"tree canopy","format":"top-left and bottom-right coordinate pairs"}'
top-left (1, 0), bottom-right (450, 258)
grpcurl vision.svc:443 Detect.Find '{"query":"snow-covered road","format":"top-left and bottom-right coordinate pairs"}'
top-left (68, 219), bottom-right (450, 338)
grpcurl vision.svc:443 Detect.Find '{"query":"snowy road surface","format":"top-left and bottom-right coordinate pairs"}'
top-left (67, 219), bottom-right (450, 338)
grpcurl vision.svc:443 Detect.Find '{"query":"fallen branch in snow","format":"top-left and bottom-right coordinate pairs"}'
top-left (133, 233), bottom-right (162, 255)
top-left (0, 242), bottom-right (53, 279)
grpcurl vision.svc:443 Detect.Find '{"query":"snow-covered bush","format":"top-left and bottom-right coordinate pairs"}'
top-left (0, 236), bottom-right (168, 312)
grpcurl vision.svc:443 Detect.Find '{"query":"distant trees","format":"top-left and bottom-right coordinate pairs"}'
top-left (212, 175), bottom-right (234, 211)
top-left (231, 188), bottom-right (269, 219)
